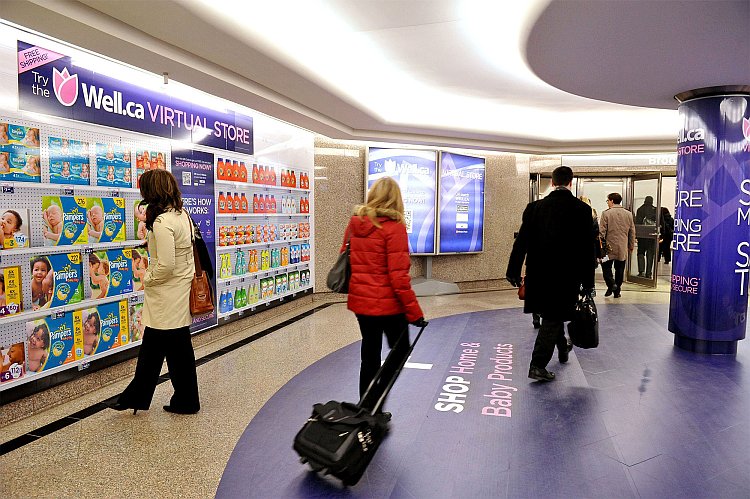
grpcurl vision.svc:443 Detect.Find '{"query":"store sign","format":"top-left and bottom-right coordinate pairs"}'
top-left (668, 95), bottom-right (750, 344)
top-left (171, 148), bottom-right (218, 331)
top-left (438, 152), bottom-right (485, 253)
top-left (17, 41), bottom-right (253, 154)
top-left (367, 148), bottom-right (437, 254)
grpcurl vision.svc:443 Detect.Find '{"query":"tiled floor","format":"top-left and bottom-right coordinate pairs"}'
top-left (2, 278), bottom-right (748, 498)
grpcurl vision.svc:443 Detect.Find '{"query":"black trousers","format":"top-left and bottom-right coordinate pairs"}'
top-left (658, 240), bottom-right (672, 263)
top-left (118, 326), bottom-right (200, 411)
top-left (355, 314), bottom-right (409, 411)
top-left (601, 259), bottom-right (626, 291)
top-left (637, 238), bottom-right (655, 276)
top-left (530, 317), bottom-right (568, 369)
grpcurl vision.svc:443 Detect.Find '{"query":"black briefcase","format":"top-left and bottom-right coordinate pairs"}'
top-left (293, 323), bottom-right (427, 486)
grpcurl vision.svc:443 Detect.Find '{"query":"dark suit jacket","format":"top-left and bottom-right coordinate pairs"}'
top-left (506, 189), bottom-right (595, 321)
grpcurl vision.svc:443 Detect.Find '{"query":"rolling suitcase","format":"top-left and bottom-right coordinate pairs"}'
top-left (293, 323), bottom-right (427, 486)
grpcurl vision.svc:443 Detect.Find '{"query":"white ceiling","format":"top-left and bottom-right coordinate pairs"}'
top-left (1, 0), bottom-right (748, 154)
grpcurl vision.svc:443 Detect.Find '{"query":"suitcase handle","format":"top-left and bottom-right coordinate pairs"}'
top-left (358, 322), bottom-right (428, 415)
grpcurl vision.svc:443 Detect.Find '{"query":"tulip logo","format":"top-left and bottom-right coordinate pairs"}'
top-left (53, 67), bottom-right (78, 107)
top-left (743, 118), bottom-right (750, 151)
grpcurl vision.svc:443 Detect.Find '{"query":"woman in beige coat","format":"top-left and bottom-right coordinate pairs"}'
top-left (110, 169), bottom-right (199, 414)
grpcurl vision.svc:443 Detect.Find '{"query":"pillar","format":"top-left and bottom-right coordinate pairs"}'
top-left (669, 86), bottom-right (750, 354)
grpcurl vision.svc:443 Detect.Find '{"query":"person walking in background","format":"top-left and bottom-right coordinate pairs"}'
top-left (342, 177), bottom-right (427, 417)
top-left (635, 195), bottom-right (657, 278)
top-left (599, 192), bottom-right (636, 298)
top-left (110, 169), bottom-right (200, 415)
top-left (578, 195), bottom-right (602, 265)
top-left (659, 206), bottom-right (674, 264)
top-left (506, 166), bottom-right (595, 382)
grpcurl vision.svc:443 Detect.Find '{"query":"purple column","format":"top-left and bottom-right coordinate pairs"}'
top-left (668, 87), bottom-right (750, 354)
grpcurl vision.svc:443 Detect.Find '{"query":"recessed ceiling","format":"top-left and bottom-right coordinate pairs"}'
top-left (1, 0), bottom-right (747, 153)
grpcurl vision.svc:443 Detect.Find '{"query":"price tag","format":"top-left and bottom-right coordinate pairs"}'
top-left (78, 361), bottom-right (91, 371)
top-left (109, 190), bottom-right (120, 197)
top-left (130, 295), bottom-right (140, 303)
top-left (84, 247), bottom-right (93, 254)
top-left (52, 310), bottom-right (65, 319)
top-left (2, 185), bottom-right (14, 194)
top-left (240, 278), bottom-right (245, 283)
top-left (224, 281), bottom-right (231, 287)
top-left (64, 188), bottom-right (74, 196)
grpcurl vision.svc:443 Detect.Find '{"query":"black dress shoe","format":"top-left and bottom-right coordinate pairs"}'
top-left (532, 320), bottom-right (541, 329)
top-left (528, 366), bottom-right (555, 381)
top-left (163, 405), bottom-right (199, 415)
top-left (105, 401), bottom-right (144, 415)
top-left (614, 288), bottom-right (621, 298)
top-left (604, 287), bottom-right (613, 297)
top-left (558, 340), bottom-right (573, 363)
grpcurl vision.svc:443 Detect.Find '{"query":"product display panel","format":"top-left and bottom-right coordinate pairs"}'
top-left (438, 152), bottom-right (485, 253)
top-left (366, 147), bottom-right (437, 255)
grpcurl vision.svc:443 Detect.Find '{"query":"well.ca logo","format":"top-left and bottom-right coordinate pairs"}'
top-left (51, 66), bottom-right (145, 119)
top-left (53, 67), bottom-right (78, 106)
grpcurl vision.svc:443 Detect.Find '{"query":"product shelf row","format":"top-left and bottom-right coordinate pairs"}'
top-left (217, 262), bottom-right (310, 286)
top-left (216, 237), bottom-right (310, 252)
top-left (217, 285), bottom-right (313, 319)
top-left (215, 179), bottom-right (309, 193)
top-left (0, 239), bottom-right (145, 259)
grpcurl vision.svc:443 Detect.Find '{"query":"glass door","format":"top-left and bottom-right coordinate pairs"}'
top-left (627, 173), bottom-right (662, 287)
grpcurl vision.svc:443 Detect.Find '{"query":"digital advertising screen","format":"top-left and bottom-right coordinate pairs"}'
top-left (438, 152), bottom-right (485, 253)
top-left (366, 148), bottom-right (437, 254)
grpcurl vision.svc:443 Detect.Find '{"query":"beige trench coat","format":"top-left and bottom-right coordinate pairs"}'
top-left (142, 209), bottom-right (195, 329)
top-left (599, 205), bottom-right (636, 261)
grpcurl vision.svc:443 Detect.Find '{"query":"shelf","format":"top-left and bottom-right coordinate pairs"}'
top-left (216, 213), bottom-right (310, 220)
top-left (1, 181), bottom-right (140, 195)
top-left (0, 290), bottom-right (144, 326)
top-left (217, 262), bottom-right (310, 285)
top-left (216, 238), bottom-right (310, 252)
top-left (215, 179), bottom-right (309, 193)
top-left (217, 285), bottom-right (313, 318)
top-left (0, 239), bottom-right (146, 258)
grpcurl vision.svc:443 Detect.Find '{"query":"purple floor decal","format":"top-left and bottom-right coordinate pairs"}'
top-left (216, 305), bottom-right (750, 498)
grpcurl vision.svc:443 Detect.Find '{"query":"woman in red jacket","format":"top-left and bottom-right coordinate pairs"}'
top-left (342, 177), bottom-right (426, 416)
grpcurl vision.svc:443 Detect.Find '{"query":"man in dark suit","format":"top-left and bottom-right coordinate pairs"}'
top-left (506, 166), bottom-right (596, 381)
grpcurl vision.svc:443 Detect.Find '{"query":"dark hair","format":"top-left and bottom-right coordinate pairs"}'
top-left (608, 192), bottom-right (623, 205)
top-left (139, 169), bottom-right (183, 231)
top-left (644, 195), bottom-right (654, 205)
top-left (661, 206), bottom-right (671, 215)
top-left (89, 253), bottom-right (100, 266)
top-left (30, 256), bottom-right (51, 273)
top-left (551, 166), bottom-right (574, 187)
top-left (33, 323), bottom-right (51, 348)
top-left (3, 209), bottom-right (22, 230)
top-left (86, 310), bottom-right (101, 331)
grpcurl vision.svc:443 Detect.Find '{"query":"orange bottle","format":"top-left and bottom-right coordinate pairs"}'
top-left (252, 163), bottom-right (259, 184)
top-left (291, 170), bottom-right (297, 188)
top-left (232, 161), bottom-right (240, 181)
top-left (217, 159), bottom-right (225, 180)
top-left (270, 166), bottom-right (276, 185)
top-left (240, 162), bottom-right (247, 182)
top-left (240, 193), bottom-right (248, 213)
top-left (252, 193), bottom-right (259, 213)
top-left (218, 191), bottom-right (227, 213)
top-left (233, 192), bottom-right (241, 213)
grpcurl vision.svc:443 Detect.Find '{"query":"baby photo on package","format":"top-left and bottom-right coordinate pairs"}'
top-left (81, 300), bottom-right (128, 357)
top-left (42, 196), bottom-right (88, 246)
top-left (86, 197), bottom-right (126, 243)
top-left (0, 208), bottom-right (30, 249)
top-left (29, 252), bottom-right (84, 310)
top-left (49, 137), bottom-right (91, 185)
top-left (134, 200), bottom-right (148, 241)
top-left (131, 247), bottom-right (148, 292)
top-left (135, 149), bottom-right (166, 187)
top-left (25, 313), bottom-right (83, 373)
top-left (129, 302), bottom-right (144, 342)
top-left (0, 341), bottom-right (25, 383)
top-left (0, 123), bottom-right (40, 183)
top-left (89, 248), bottom-right (133, 299)
top-left (96, 143), bottom-right (132, 188)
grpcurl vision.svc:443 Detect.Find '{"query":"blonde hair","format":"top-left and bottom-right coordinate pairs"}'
top-left (578, 195), bottom-right (598, 219)
top-left (356, 177), bottom-right (405, 227)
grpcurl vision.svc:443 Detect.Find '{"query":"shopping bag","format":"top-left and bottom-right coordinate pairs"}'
top-left (568, 293), bottom-right (599, 349)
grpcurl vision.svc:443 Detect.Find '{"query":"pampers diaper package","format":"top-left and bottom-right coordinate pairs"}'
top-left (133, 200), bottom-right (148, 241)
top-left (29, 252), bottom-right (84, 309)
top-left (81, 300), bottom-right (128, 357)
top-left (86, 197), bottom-right (125, 243)
top-left (48, 136), bottom-right (91, 185)
top-left (96, 143), bottom-right (132, 188)
top-left (131, 247), bottom-right (148, 291)
top-left (0, 208), bottom-right (30, 249)
top-left (25, 312), bottom-right (83, 373)
top-left (0, 341), bottom-right (25, 383)
top-left (0, 123), bottom-right (41, 183)
top-left (89, 249), bottom-right (133, 299)
top-left (41, 196), bottom-right (88, 246)
top-left (0, 265), bottom-right (23, 316)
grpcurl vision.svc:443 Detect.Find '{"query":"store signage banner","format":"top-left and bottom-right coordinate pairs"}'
top-left (367, 148), bottom-right (437, 254)
top-left (171, 148), bottom-right (218, 331)
top-left (438, 152), bottom-right (485, 253)
top-left (668, 95), bottom-right (750, 343)
top-left (17, 41), bottom-right (253, 154)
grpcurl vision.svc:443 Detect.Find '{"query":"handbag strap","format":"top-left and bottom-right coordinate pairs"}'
top-left (186, 212), bottom-right (202, 276)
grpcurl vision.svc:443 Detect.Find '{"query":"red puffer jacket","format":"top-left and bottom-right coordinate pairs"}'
top-left (341, 214), bottom-right (423, 322)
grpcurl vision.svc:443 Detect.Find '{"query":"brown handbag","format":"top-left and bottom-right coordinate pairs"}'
top-left (188, 215), bottom-right (214, 316)
top-left (518, 277), bottom-right (526, 300)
